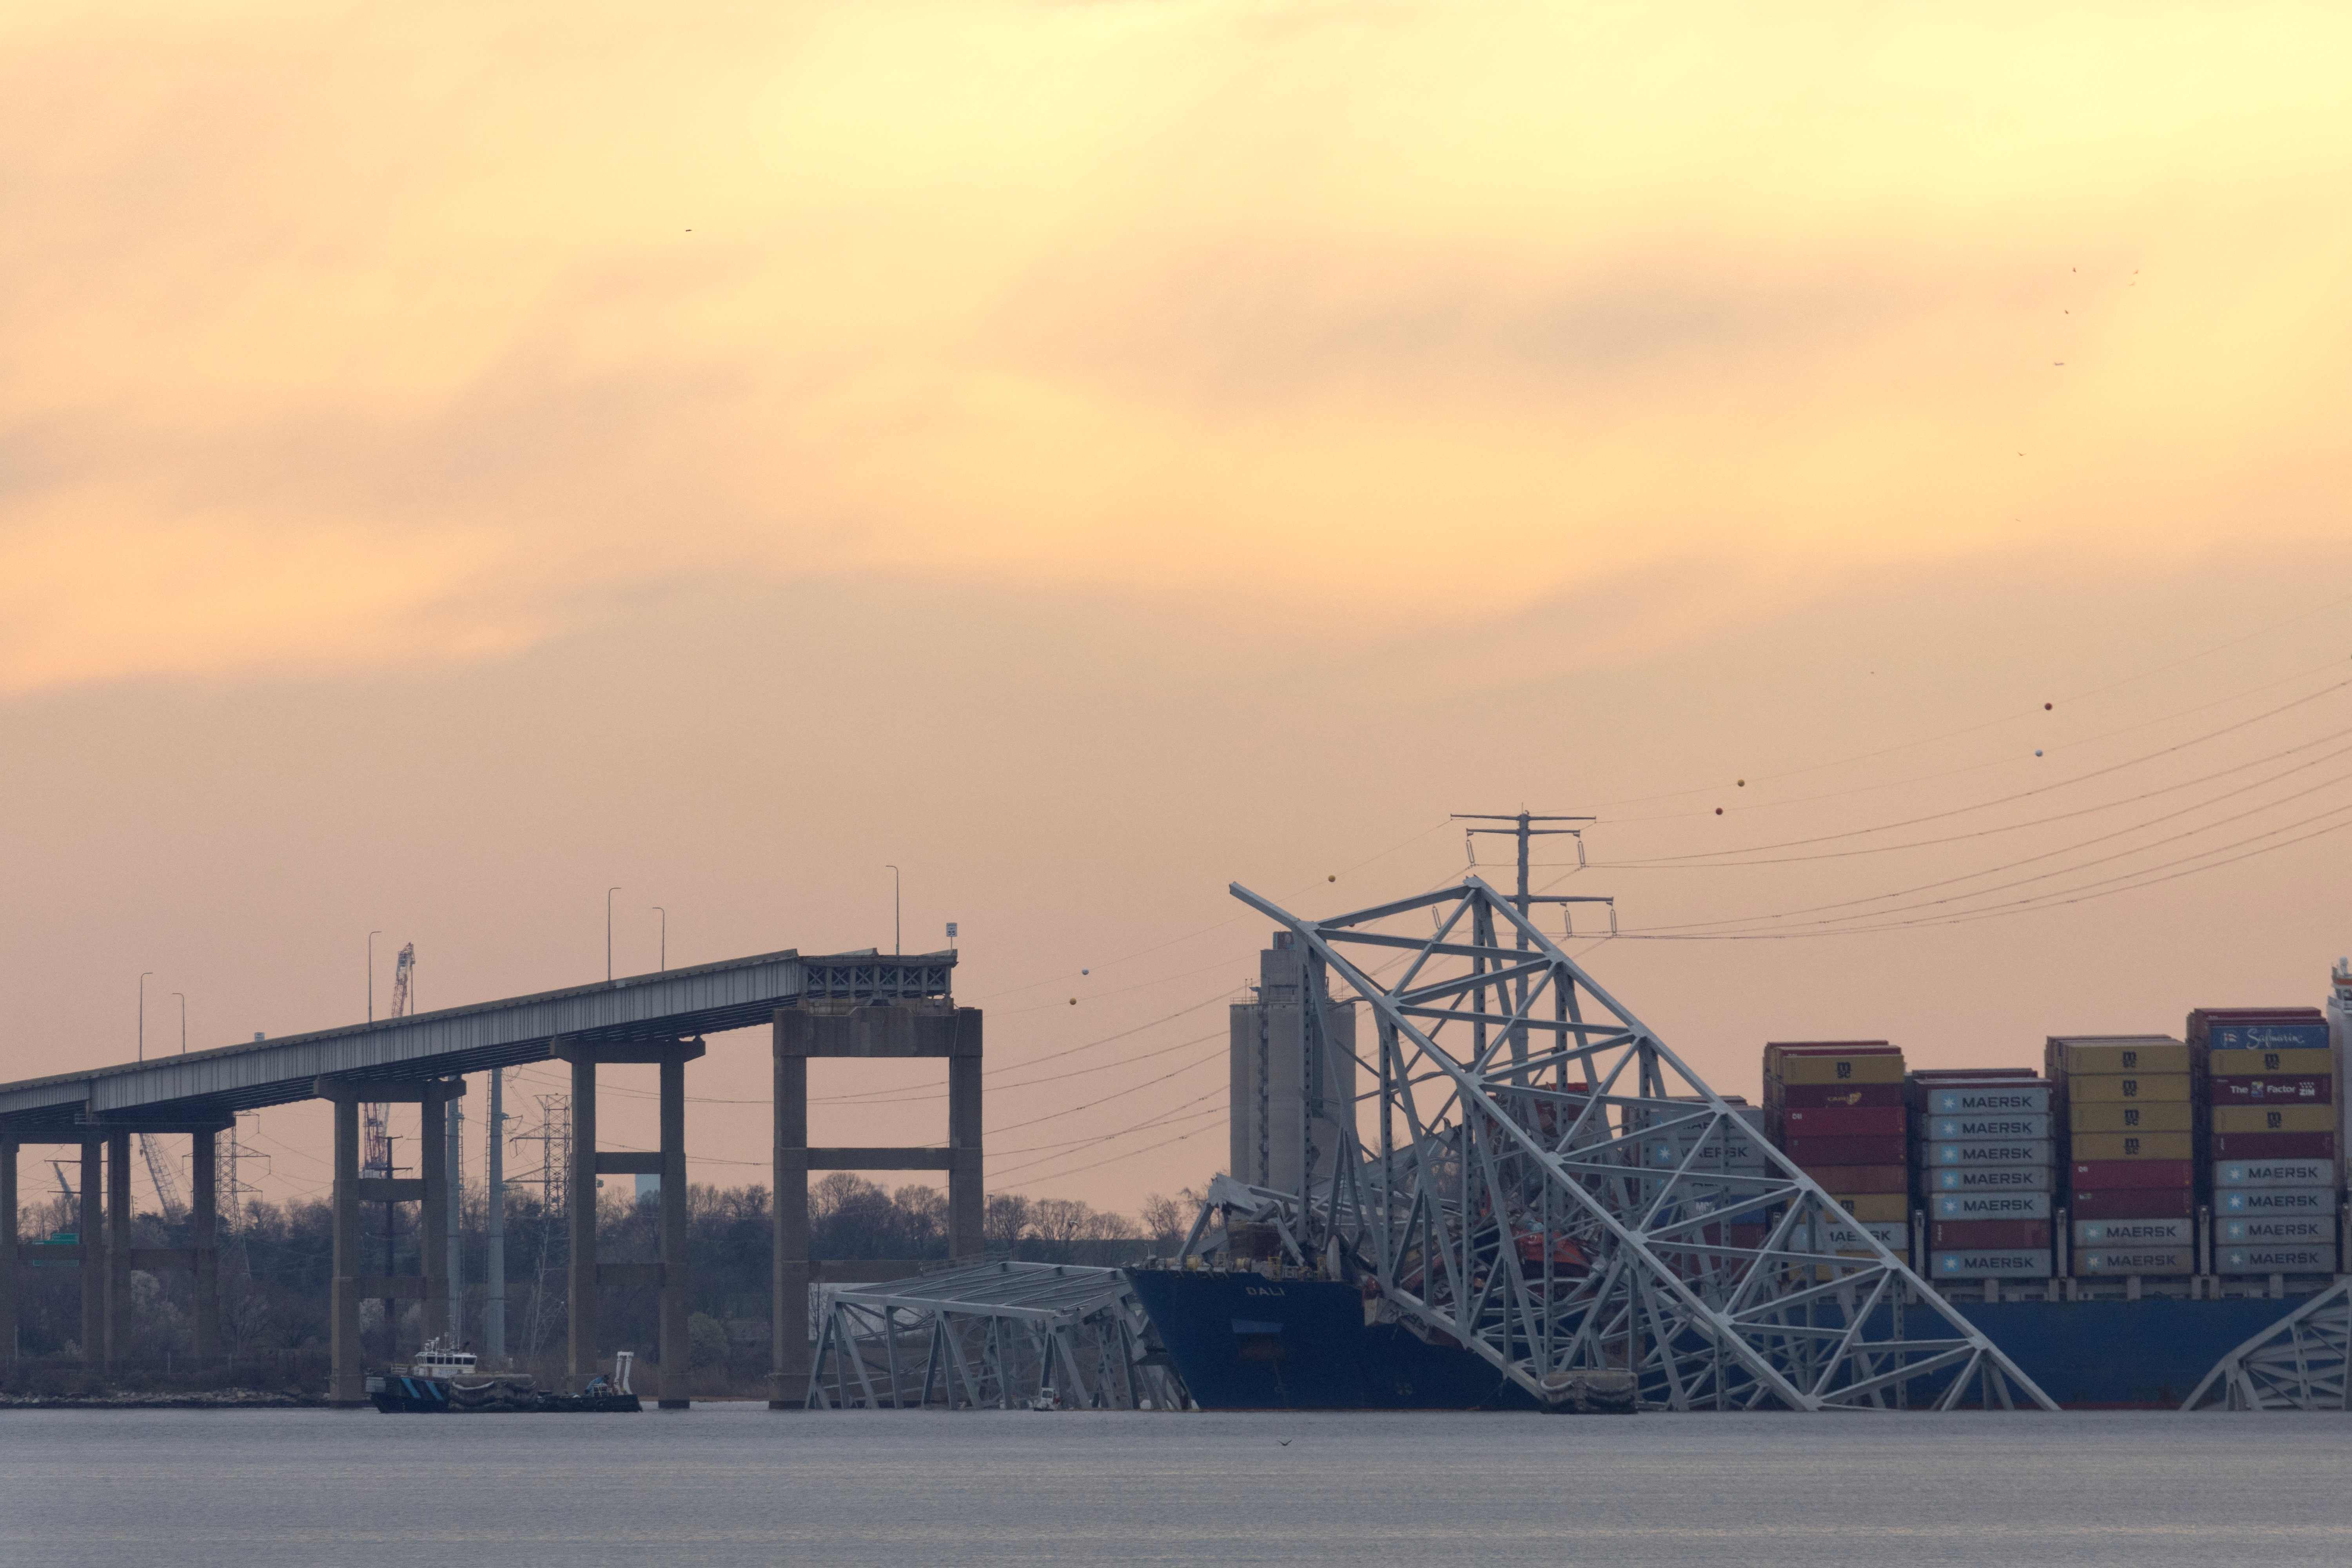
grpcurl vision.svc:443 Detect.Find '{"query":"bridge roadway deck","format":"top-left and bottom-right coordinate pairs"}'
top-left (0, 947), bottom-right (955, 1134)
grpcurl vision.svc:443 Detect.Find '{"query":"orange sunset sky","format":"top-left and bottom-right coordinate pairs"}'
top-left (4, 2), bottom-right (2350, 1214)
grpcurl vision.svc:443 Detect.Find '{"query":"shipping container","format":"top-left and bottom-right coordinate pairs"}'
top-left (2205, 1023), bottom-right (2331, 1053)
top-left (1815, 1217), bottom-right (1908, 1251)
top-left (2069, 1159), bottom-right (2196, 1190)
top-left (1932, 1191), bottom-right (2052, 1221)
top-left (2069, 1131), bottom-right (2194, 1162)
top-left (2046, 1038), bottom-right (2189, 1076)
top-left (1639, 1140), bottom-right (1767, 1171)
top-left (1929, 1165), bottom-right (2052, 1192)
top-left (1779, 1105), bottom-right (1904, 1138)
top-left (1829, 1192), bottom-right (1909, 1223)
top-left (1768, 1053), bottom-right (1907, 1087)
top-left (1768, 1082), bottom-right (1907, 1111)
top-left (2062, 1074), bottom-right (2192, 1104)
top-left (2217, 1187), bottom-right (2339, 1216)
top-left (2065, 1102), bottom-right (2194, 1134)
top-left (2196, 1047), bottom-right (2333, 1078)
top-left (1931, 1249), bottom-right (2052, 1279)
top-left (2214, 1158), bottom-right (2334, 1187)
top-left (2208, 1074), bottom-right (2334, 1104)
top-left (2073, 1217), bottom-right (2194, 1247)
top-left (2219, 1245), bottom-right (2337, 1273)
top-left (1797, 1163), bottom-right (1909, 1192)
top-left (1922, 1113), bottom-right (2052, 1141)
top-left (1917, 1139), bottom-right (2053, 1167)
top-left (2074, 1247), bottom-right (2196, 1276)
top-left (1931, 1218), bottom-right (2051, 1250)
top-left (1783, 1133), bottom-right (1909, 1166)
top-left (2210, 1130), bottom-right (2336, 1160)
top-left (2068, 1187), bottom-right (2195, 1220)
top-left (2211, 1104), bottom-right (2337, 1134)
top-left (2220, 1215), bottom-right (2334, 1244)
top-left (1922, 1084), bottom-right (2051, 1115)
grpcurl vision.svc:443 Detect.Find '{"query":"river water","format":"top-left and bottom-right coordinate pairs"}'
top-left (3, 1405), bottom-right (2346, 1565)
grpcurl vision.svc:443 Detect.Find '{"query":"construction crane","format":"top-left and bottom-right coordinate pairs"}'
top-left (139, 1134), bottom-right (187, 1225)
top-left (364, 944), bottom-right (416, 1181)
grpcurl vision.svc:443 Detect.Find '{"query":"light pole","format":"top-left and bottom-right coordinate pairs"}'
top-left (368, 930), bottom-right (382, 1021)
top-left (174, 992), bottom-right (186, 1054)
top-left (653, 907), bottom-right (666, 972)
top-left (138, 971), bottom-right (153, 1061)
top-left (886, 866), bottom-right (900, 956)
top-left (607, 887), bottom-right (622, 982)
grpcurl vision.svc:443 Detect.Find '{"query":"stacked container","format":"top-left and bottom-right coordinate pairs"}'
top-left (1635, 1097), bottom-right (1771, 1253)
top-left (2190, 1007), bottom-right (2337, 1278)
top-left (1763, 1042), bottom-right (1908, 1255)
top-left (1910, 1069), bottom-right (2054, 1285)
top-left (2048, 1035), bottom-right (2196, 1279)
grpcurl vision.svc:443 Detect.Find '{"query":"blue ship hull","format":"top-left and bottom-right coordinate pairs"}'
top-left (1126, 1269), bottom-right (2316, 1410)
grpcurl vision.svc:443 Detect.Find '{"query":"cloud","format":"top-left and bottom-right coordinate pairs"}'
top-left (2, 0), bottom-right (2349, 692)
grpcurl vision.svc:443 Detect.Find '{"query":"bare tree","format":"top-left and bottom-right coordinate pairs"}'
top-left (983, 1192), bottom-right (1031, 1251)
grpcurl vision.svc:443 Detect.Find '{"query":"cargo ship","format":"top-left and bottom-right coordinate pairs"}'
top-left (1125, 1266), bottom-right (2322, 1410)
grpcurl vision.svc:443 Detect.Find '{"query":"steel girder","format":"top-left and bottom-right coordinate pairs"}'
top-left (806, 1261), bottom-right (1189, 1412)
top-left (2183, 1279), bottom-right (2352, 1410)
top-left (1229, 877), bottom-right (2056, 1413)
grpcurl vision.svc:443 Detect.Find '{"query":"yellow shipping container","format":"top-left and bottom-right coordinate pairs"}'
top-left (2069, 1102), bottom-right (2194, 1133)
top-left (2205, 1048), bottom-right (2334, 1078)
top-left (2063, 1074), bottom-right (2192, 1104)
top-left (1769, 1053), bottom-right (1906, 1086)
top-left (1833, 1194), bottom-right (1910, 1223)
top-left (2210, 1104), bottom-right (2336, 1134)
top-left (2071, 1131), bottom-right (2194, 1161)
top-left (2050, 1041), bottom-right (2189, 1075)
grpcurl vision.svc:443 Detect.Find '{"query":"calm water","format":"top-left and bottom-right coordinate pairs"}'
top-left (3, 1405), bottom-right (2348, 1565)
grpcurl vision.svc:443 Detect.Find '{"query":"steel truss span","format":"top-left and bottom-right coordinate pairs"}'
top-left (806, 1262), bottom-right (1188, 1412)
top-left (2183, 1278), bottom-right (2352, 1410)
top-left (1231, 877), bottom-right (2056, 1413)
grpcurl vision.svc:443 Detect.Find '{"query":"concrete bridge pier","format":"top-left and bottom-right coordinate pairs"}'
top-left (554, 1035), bottom-right (703, 1406)
top-left (769, 1002), bottom-right (984, 1409)
top-left (320, 1074), bottom-right (466, 1407)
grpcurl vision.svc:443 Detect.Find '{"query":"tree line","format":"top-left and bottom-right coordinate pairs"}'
top-left (4, 1178), bottom-right (1201, 1392)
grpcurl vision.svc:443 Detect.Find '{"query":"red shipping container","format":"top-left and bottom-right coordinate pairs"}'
top-left (2209, 1075), bottom-right (2334, 1105)
top-left (1782, 1133), bottom-right (1908, 1166)
top-left (2069, 1159), bottom-right (2195, 1191)
top-left (1780, 1105), bottom-right (1905, 1138)
top-left (1931, 1218), bottom-right (2052, 1250)
top-left (1795, 1163), bottom-right (1909, 1192)
top-left (2068, 1187), bottom-right (2195, 1220)
top-left (1770, 1083), bottom-right (1907, 1111)
top-left (2210, 1130), bottom-right (2336, 1159)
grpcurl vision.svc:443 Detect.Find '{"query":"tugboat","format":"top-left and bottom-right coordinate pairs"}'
top-left (368, 1341), bottom-right (642, 1414)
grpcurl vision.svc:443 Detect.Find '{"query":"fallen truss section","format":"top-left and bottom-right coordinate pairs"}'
top-left (806, 1261), bottom-right (1189, 1411)
top-left (1227, 876), bottom-right (2056, 1413)
top-left (2182, 1278), bottom-right (2352, 1410)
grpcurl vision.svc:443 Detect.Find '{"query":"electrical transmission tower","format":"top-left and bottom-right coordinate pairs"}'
top-left (367, 944), bottom-right (414, 1354)
top-left (1224, 869), bottom-right (2056, 1413)
top-left (511, 1092), bottom-right (571, 1362)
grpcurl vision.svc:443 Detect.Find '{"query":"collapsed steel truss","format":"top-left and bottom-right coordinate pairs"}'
top-left (806, 1261), bottom-right (1188, 1411)
top-left (1229, 877), bottom-right (2056, 1412)
top-left (2183, 1278), bottom-right (2352, 1410)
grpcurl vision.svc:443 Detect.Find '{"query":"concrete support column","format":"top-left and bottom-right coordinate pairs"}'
top-left (191, 1129), bottom-right (219, 1361)
top-left (420, 1085), bottom-right (449, 1344)
top-left (329, 1096), bottom-right (363, 1406)
top-left (769, 1034), bottom-right (809, 1408)
top-left (105, 1130), bottom-right (130, 1367)
top-left (948, 1011), bottom-right (984, 1261)
top-left (658, 1051), bottom-right (690, 1408)
top-left (78, 1140), bottom-right (101, 1363)
top-left (0, 1138), bottom-right (16, 1363)
top-left (567, 1053), bottom-right (598, 1385)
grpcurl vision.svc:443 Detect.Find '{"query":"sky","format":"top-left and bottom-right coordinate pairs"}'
top-left (4, 1), bottom-right (2350, 1217)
